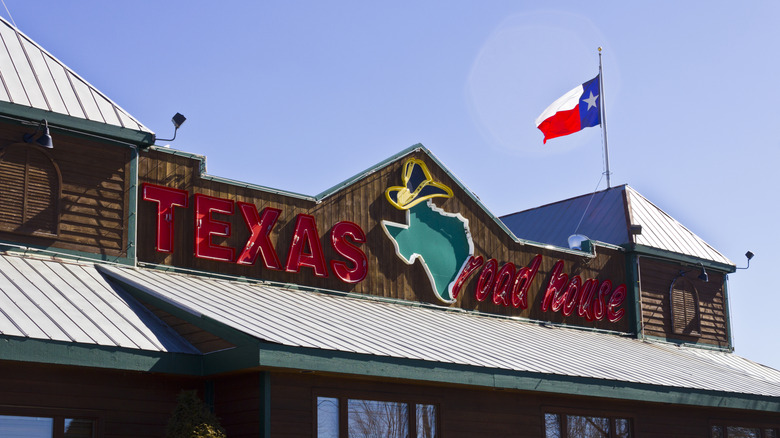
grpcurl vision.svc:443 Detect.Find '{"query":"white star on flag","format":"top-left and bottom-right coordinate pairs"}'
top-left (583, 92), bottom-right (599, 110)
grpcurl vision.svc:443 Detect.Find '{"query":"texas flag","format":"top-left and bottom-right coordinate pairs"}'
top-left (535, 75), bottom-right (601, 144)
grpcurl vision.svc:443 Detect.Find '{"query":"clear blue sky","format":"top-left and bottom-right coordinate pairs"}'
top-left (4, 1), bottom-right (778, 370)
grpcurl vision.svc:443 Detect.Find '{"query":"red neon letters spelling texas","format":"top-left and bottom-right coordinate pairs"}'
top-left (142, 183), bottom-right (368, 284)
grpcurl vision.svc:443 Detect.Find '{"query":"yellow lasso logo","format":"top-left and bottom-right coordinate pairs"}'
top-left (385, 158), bottom-right (453, 210)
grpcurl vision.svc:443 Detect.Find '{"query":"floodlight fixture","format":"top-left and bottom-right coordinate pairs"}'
top-left (23, 119), bottom-right (53, 149)
top-left (157, 112), bottom-right (187, 142)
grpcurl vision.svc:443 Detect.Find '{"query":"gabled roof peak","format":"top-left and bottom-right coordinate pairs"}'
top-left (501, 184), bottom-right (733, 268)
top-left (0, 17), bottom-right (153, 139)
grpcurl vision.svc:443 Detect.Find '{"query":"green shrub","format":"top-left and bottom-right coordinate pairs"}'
top-left (166, 390), bottom-right (226, 438)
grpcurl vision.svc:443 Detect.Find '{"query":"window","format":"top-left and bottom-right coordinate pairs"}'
top-left (0, 144), bottom-right (61, 236)
top-left (712, 425), bottom-right (779, 438)
top-left (64, 418), bottom-right (95, 437)
top-left (545, 413), bottom-right (632, 438)
top-left (0, 415), bottom-right (94, 438)
top-left (670, 276), bottom-right (701, 335)
top-left (316, 396), bottom-right (437, 438)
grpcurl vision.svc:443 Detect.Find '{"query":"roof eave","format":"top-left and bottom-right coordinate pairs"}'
top-left (256, 342), bottom-right (780, 413)
top-left (625, 243), bottom-right (737, 273)
top-left (0, 101), bottom-right (155, 147)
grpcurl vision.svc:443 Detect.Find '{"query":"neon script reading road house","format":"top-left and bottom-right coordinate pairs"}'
top-left (141, 158), bottom-right (627, 324)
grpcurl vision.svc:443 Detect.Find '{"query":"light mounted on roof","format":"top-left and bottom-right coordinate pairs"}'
top-left (736, 251), bottom-right (754, 270)
top-left (23, 119), bottom-right (53, 149)
top-left (156, 112), bottom-right (186, 142)
top-left (568, 234), bottom-right (590, 251)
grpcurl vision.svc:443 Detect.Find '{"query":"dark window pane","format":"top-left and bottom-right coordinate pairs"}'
top-left (416, 404), bottom-right (436, 438)
top-left (567, 415), bottom-right (610, 438)
top-left (545, 413), bottom-right (561, 438)
top-left (348, 399), bottom-right (408, 438)
top-left (765, 429), bottom-right (777, 438)
top-left (64, 419), bottom-right (93, 438)
top-left (0, 415), bottom-right (53, 438)
top-left (726, 427), bottom-right (760, 438)
top-left (317, 397), bottom-right (339, 438)
top-left (614, 418), bottom-right (631, 438)
top-left (712, 425), bottom-right (723, 438)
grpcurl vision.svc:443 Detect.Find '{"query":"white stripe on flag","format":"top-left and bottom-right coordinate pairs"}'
top-left (535, 84), bottom-right (584, 127)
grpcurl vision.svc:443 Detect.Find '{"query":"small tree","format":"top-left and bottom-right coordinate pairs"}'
top-left (166, 390), bottom-right (227, 438)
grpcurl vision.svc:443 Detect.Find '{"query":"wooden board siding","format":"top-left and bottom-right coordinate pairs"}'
top-left (268, 371), bottom-right (779, 438)
top-left (0, 360), bottom-right (200, 438)
top-left (0, 122), bottom-right (131, 258)
top-left (638, 257), bottom-right (729, 347)
top-left (213, 373), bottom-right (264, 438)
top-left (138, 149), bottom-right (629, 332)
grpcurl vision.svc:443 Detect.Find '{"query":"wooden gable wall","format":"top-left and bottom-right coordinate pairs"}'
top-left (138, 148), bottom-right (629, 332)
top-left (638, 257), bottom-right (729, 348)
top-left (0, 122), bottom-right (132, 258)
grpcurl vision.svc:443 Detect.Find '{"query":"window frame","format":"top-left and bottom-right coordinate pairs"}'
top-left (711, 422), bottom-right (780, 438)
top-left (0, 407), bottom-right (99, 438)
top-left (314, 389), bottom-right (439, 438)
top-left (542, 406), bottom-right (635, 438)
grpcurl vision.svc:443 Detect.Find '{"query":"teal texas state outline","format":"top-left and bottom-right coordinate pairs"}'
top-left (382, 200), bottom-right (473, 303)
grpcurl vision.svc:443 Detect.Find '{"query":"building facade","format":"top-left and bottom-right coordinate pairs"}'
top-left (0, 17), bottom-right (777, 438)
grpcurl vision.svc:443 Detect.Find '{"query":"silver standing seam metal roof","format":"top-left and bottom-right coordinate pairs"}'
top-left (0, 17), bottom-right (152, 134)
top-left (0, 254), bottom-right (197, 353)
top-left (97, 263), bottom-right (780, 399)
top-left (500, 185), bottom-right (733, 267)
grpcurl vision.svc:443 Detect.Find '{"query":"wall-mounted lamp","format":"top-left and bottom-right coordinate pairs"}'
top-left (736, 251), bottom-right (754, 270)
top-left (697, 265), bottom-right (708, 283)
top-left (156, 112), bottom-right (186, 142)
top-left (672, 266), bottom-right (709, 283)
top-left (629, 224), bottom-right (643, 235)
top-left (23, 119), bottom-right (53, 148)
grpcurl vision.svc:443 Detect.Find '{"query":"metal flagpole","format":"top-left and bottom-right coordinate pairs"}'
top-left (598, 47), bottom-right (611, 188)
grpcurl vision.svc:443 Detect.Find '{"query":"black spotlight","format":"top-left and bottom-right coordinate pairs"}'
top-left (698, 266), bottom-right (708, 282)
top-left (157, 112), bottom-right (187, 142)
top-left (23, 119), bottom-right (53, 148)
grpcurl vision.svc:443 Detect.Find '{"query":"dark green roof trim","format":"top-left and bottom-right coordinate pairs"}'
top-left (127, 145), bottom-right (139, 264)
top-left (202, 343), bottom-right (263, 375)
top-left (642, 334), bottom-right (733, 352)
top-left (723, 275), bottom-right (735, 348)
top-left (314, 143), bottom-right (424, 199)
top-left (626, 253), bottom-right (642, 337)
top-left (0, 241), bottom-right (133, 266)
top-left (256, 342), bottom-right (780, 412)
top-left (147, 146), bottom-right (315, 201)
top-left (146, 146), bottom-right (207, 173)
top-left (0, 102), bottom-right (154, 147)
top-left (628, 244), bottom-right (736, 273)
top-left (0, 335), bottom-right (202, 374)
top-left (259, 371), bottom-right (271, 438)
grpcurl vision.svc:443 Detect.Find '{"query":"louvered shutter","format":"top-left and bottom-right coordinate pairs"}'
top-left (0, 146), bottom-right (26, 228)
top-left (671, 277), bottom-right (701, 336)
top-left (0, 145), bottom-right (60, 236)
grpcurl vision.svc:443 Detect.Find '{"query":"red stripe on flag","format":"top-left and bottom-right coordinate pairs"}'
top-left (537, 105), bottom-right (582, 144)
